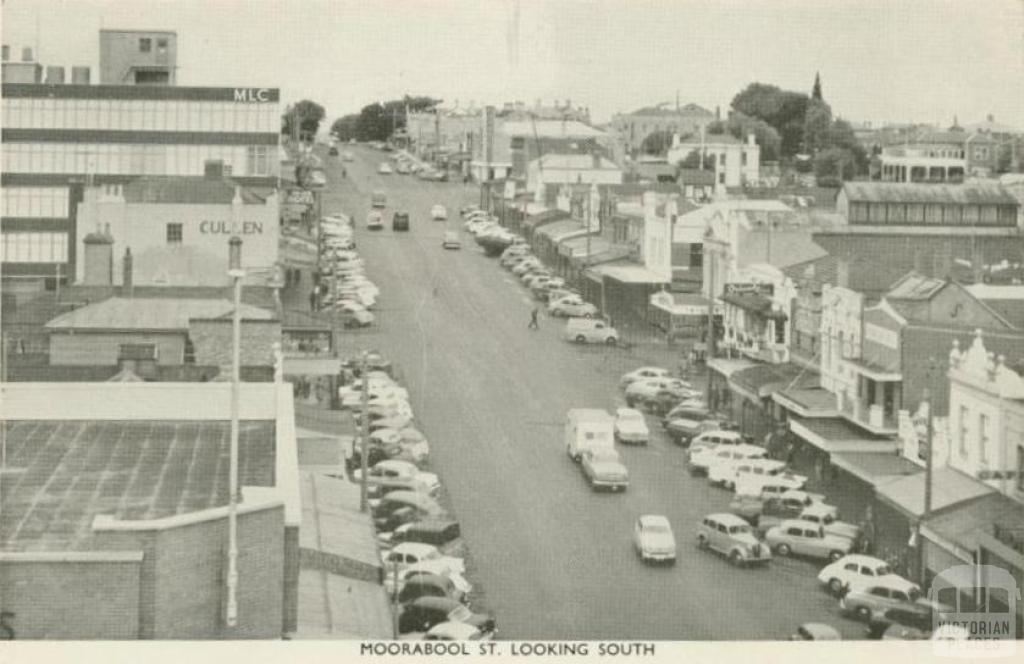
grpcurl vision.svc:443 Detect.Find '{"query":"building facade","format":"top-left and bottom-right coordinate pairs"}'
top-left (610, 103), bottom-right (715, 156)
top-left (667, 133), bottom-right (760, 188)
top-left (1, 83), bottom-right (280, 284)
top-left (99, 29), bottom-right (178, 86)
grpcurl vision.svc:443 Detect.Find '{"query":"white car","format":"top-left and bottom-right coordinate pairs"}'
top-left (334, 301), bottom-right (375, 327)
top-left (548, 296), bottom-right (598, 318)
top-left (633, 514), bottom-right (677, 564)
top-left (619, 366), bottom-right (672, 388)
top-left (378, 163), bottom-right (393, 174)
top-left (689, 429), bottom-right (747, 453)
top-left (352, 460), bottom-right (440, 496)
top-left (424, 621), bottom-right (492, 641)
top-left (624, 377), bottom-right (696, 404)
top-left (614, 408), bottom-right (649, 445)
top-left (367, 211), bottom-right (384, 230)
top-left (430, 204), bottom-right (448, 221)
top-left (693, 443), bottom-right (767, 478)
top-left (382, 543), bottom-right (465, 578)
top-left (563, 318), bottom-right (619, 345)
top-left (815, 553), bottom-right (913, 594)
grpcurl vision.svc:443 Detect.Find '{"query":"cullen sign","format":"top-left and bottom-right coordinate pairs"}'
top-left (199, 221), bottom-right (264, 235)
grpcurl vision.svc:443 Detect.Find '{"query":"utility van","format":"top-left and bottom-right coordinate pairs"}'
top-left (565, 408), bottom-right (615, 462)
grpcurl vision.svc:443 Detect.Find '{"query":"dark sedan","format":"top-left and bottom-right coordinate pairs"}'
top-left (389, 519), bottom-right (461, 547)
top-left (399, 596), bottom-right (496, 635)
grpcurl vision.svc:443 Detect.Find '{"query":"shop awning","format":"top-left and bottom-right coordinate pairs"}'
top-left (559, 234), bottom-right (610, 258)
top-left (585, 260), bottom-right (670, 284)
top-left (876, 467), bottom-right (995, 519)
top-left (728, 362), bottom-right (807, 402)
top-left (721, 292), bottom-right (788, 320)
top-left (920, 492), bottom-right (1020, 564)
top-left (829, 451), bottom-right (923, 486)
top-left (772, 382), bottom-right (838, 418)
top-left (536, 219), bottom-right (586, 242)
top-left (522, 208), bottom-right (570, 229)
top-left (843, 357), bottom-right (902, 382)
top-left (572, 244), bottom-right (633, 268)
top-left (707, 357), bottom-right (756, 378)
top-left (650, 292), bottom-right (717, 316)
top-left (789, 416), bottom-right (898, 454)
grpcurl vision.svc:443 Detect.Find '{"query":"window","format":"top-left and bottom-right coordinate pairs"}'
top-left (246, 145), bottom-right (270, 175)
top-left (979, 413), bottom-right (990, 464)
top-left (741, 152), bottom-right (747, 167)
top-left (166, 223), bottom-right (183, 244)
top-left (156, 38), bottom-right (168, 52)
top-left (139, 37), bottom-right (152, 52)
top-left (1017, 444), bottom-right (1023, 493)
top-left (718, 172), bottom-right (725, 184)
top-left (0, 232), bottom-right (69, 262)
top-left (959, 406), bottom-right (969, 456)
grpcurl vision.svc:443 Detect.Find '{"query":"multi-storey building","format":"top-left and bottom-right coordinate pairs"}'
top-left (667, 132), bottom-right (760, 188)
top-left (610, 103), bottom-right (715, 157)
top-left (99, 29), bottom-right (177, 86)
top-left (1, 82), bottom-right (280, 286)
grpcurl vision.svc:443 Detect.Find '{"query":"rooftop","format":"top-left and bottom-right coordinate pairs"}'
top-left (500, 120), bottom-right (606, 139)
top-left (885, 272), bottom-right (946, 300)
top-left (1, 420), bottom-right (276, 551)
top-left (877, 467), bottom-right (994, 519)
top-left (676, 132), bottom-right (745, 146)
top-left (536, 153), bottom-right (620, 170)
top-left (124, 176), bottom-right (267, 205)
top-left (46, 297), bottom-right (275, 332)
top-left (840, 181), bottom-right (1019, 206)
top-left (626, 103), bottom-right (714, 117)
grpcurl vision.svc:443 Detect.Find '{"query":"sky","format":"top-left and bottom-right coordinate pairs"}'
top-left (2, 0), bottom-right (1023, 129)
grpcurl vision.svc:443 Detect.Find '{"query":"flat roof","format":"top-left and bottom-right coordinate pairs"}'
top-left (840, 181), bottom-right (1018, 206)
top-left (1, 420), bottom-right (276, 551)
top-left (2, 83), bottom-right (280, 103)
top-left (877, 467), bottom-right (994, 519)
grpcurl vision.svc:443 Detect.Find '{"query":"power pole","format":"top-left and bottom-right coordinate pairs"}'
top-left (359, 351), bottom-right (370, 512)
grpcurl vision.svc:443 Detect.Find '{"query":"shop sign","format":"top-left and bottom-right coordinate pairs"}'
top-left (865, 322), bottom-right (898, 350)
top-left (725, 282), bottom-right (774, 296)
top-left (199, 221), bottom-right (265, 235)
top-left (233, 88), bottom-right (273, 103)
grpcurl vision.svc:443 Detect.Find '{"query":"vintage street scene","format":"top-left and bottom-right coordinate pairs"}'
top-left (0, 0), bottom-right (1022, 651)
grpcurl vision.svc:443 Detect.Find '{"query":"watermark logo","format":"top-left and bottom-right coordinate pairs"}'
top-left (931, 564), bottom-right (1019, 658)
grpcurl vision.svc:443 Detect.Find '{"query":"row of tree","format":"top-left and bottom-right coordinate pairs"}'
top-left (330, 96), bottom-right (442, 143)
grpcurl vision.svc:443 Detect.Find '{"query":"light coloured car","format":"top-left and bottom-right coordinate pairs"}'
top-left (563, 318), bottom-right (619, 345)
top-left (424, 621), bottom-right (492, 641)
top-left (619, 366), bottom-right (671, 388)
top-left (689, 429), bottom-right (747, 453)
top-left (511, 259), bottom-right (542, 276)
top-left (341, 151), bottom-right (355, 162)
top-left (633, 514), bottom-right (676, 564)
top-left (790, 623), bottom-right (841, 641)
top-left (696, 513), bottom-right (772, 567)
top-left (580, 447), bottom-right (629, 491)
top-left (764, 519), bottom-right (854, 561)
top-left (386, 564), bottom-right (472, 598)
top-left (614, 408), bottom-right (649, 445)
top-left (502, 252), bottom-right (535, 268)
top-left (817, 554), bottom-right (918, 597)
top-left (796, 502), bottom-right (860, 541)
top-left (430, 204), bottom-right (448, 221)
top-left (335, 301), bottom-right (375, 328)
top-left (548, 296), bottom-right (598, 318)
top-left (352, 460), bottom-right (440, 497)
top-left (841, 580), bottom-right (943, 623)
top-left (624, 377), bottom-right (696, 405)
top-left (382, 543), bottom-right (465, 577)
top-left (442, 231), bottom-right (462, 250)
top-left (378, 162), bottom-right (393, 174)
top-left (691, 442), bottom-right (765, 476)
top-left (338, 379), bottom-right (407, 404)
top-left (705, 446), bottom-right (771, 486)
top-left (367, 210), bottom-right (384, 230)
top-left (521, 271), bottom-right (553, 287)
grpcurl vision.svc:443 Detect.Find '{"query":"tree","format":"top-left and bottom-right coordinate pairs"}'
top-left (812, 72), bottom-right (823, 101)
top-left (330, 114), bottom-right (359, 141)
top-left (350, 95), bottom-right (443, 142)
top-left (281, 100), bottom-right (326, 141)
top-left (826, 118), bottom-right (869, 175)
top-left (803, 99), bottom-right (833, 155)
top-left (640, 130), bottom-right (674, 156)
top-left (677, 149), bottom-right (715, 171)
top-left (730, 83), bottom-right (810, 157)
top-left (813, 147), bottom-right (857, 186)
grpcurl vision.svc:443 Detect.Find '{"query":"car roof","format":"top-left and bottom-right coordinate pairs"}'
top-left (704, 513), bottom-right (750, 527)
top-left (616, 407), bottom-right (643, 417)
top-left (392, 542), bottom-right (437, 556)
top-left (833, 554), bottom-right (886, 566)
top-left (410, 596), bottom-right (461, 611)
top-left (427, 621), bottom-right (478, 638)
top-left (639, 514), bottom-right (671, 528)
top-left (779, 519), bottom-right (820, 529)
top-left (374, 459), bottom-right (417, 472)
top-left (800, 623), bottom-right (841, 639)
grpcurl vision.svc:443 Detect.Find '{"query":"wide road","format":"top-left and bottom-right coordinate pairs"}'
top-left (317, 145), bottom-right (864, 640)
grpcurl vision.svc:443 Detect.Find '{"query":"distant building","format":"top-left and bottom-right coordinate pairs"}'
top-left (526, 153), bottom-right (622, 201)
top-left (667, 132), bottom-right (760, 188)
top-left (611, 103), bottom-right (715, 156)
top-left (99, 29), bottom-right (177, 85)
top-left (879, 129), bottom-right (1000, 183)
top-left (1, 45), bottom-right (43, 84)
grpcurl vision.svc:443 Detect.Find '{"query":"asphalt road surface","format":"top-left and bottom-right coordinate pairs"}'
top-left (315, 145), bottom-right (865, 640)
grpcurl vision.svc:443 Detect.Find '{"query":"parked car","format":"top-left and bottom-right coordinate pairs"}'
top-left (705, 446), bottom-right (772, 486)
top-left (367, 210), bottom-right (384, 230)
top-left (378, 162), bottom-right (393, 174)
top-left (352, 460), bottom-right (441, 497)
top-left (665, 418), bottom-right (730, 446)
top-left (371, 190), bottom-right (387, 207)
top-left (328, 146), bottom-right (339, 156)
top-left (580, 447), bottom-right (629, 491)
top-left (386, 519), bottom-right (461, 547)
top-left (542, 287), bottom-right (580, 304)
top-left (399, 597), bottom-right (496, 636)
top-left (691, 443), bottom-right (766, 477)
top-left (696, 513), bottom-right (772, 567)
top-left (423, 621), bottom-right (491, 641)
top-left (633, 514), bottom-right (676, 564)
top-left (548, 296), bottom-right (598, 318)
top-left (563, 318), bottom-right (619, 345)
top-left (689, 429), bottom-right (747, 453)
top-left (619, 366), bottom-right (672, 388)
top-left (396, 572), bottom-right (464, 605)
top-left (661, 404), bottom-right (714, 428)
top-left (624, 378), bottom-right (695, 405)
top-left (614, 408), bottom-right (649, 445)
top-left (385, 563), bottom-right (472, 598)
top-left (841, 580), bottom-right (948, 623)
top-left (511, 260), bottom-right (542, 276)
top-left (342, 151), bottom-right (355, 162)
top-left (336, 301), bottom-right (375, 328)
top-left (382, 543), bottom-right (464, 577)
top-left (431, 204), bottom-right (448, 221)
top-left (818, 554), bottom-right (917, 597)
top-left (638, 388), bottom-right (705, 417)
top-left (764, 520), bottom-right (854, 561)
top-left (790, 623), bottom-right (842, 640)
top-left (865, 607), bottom-right (938, 640)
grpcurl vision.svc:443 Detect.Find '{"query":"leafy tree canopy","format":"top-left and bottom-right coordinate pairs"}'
top-left (640, 130), bottom-right (674, 156)
top-left (281, 99), bottom-right (326, 140)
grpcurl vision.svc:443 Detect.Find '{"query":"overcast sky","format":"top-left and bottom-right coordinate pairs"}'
top-left (3, 0), bottom-right (1022, 128)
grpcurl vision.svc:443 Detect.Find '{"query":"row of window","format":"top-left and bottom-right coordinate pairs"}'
top-left (0, 232), bottom-right (69, 263)
top-left (2, 98), bottom-right (279, 133)
top-left (2, 142), bottom-right (277, 177)
top-left (847, 202), bottom-right (1017, 226)
top-left (1, 186), bottom-right (70, 218)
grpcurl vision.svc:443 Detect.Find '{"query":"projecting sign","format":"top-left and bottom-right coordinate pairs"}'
top-left (864, 322), bottom-right (898, 350)
top-left (724, 282), bottom-right (774, 296)
top-left (233, 88), bottom-right (273, 103)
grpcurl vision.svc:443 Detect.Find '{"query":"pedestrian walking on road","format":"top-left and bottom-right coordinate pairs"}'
top-left (528, 307), bottom-right (540, 330)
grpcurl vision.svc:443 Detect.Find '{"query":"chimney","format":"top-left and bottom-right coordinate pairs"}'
top-left (21, 47), bottom-right (33, 62)
top-left (71, 66), bottom-right (91, 84)
top-left (83, 224), bottom-right (114, 286)
top-left (747, 133), bottom-right (756, 146)
top-left (123, 247), bottom-right (134, 296)
top-left (45, 66), bottom-right (65, 84)
top-left (835, 258), bottom-right (849, 289)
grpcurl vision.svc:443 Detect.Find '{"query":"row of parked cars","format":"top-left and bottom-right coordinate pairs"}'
top-left (319, 213), bottom-right (377, 328)
top-left (379, 152), bottom-right (450, 181)
top-left (615, 364), bottom-right (961, 640)
top-left (337, 356), bottom-right (496, 641)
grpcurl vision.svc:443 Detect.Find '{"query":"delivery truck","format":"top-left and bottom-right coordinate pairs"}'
top-left (565, 408), bottom-right (615, 462)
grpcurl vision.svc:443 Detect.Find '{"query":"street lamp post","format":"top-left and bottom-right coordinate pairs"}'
top-left (359, 351), bottom-right (370, 513)
top-left (226, 235), bottom-right (245, 628)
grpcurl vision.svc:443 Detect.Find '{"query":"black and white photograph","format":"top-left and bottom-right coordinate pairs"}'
top-left (0, 0), bottom-right (1022, 659)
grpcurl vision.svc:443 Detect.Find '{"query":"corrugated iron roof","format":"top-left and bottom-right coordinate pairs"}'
top-left (46, 297), bottom-right (275, 331)
top-left (886, 272), bottom-right (946, 300)
top-left (124, 176), bottom-right (266, 205)
top-left (841, 181), bottom-right (1018, 205)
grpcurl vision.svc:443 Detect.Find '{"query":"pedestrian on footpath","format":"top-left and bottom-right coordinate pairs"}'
top-left (528, 307), bottom-right (540, 330)
top-left (309, 288), bottom-right (318, 312)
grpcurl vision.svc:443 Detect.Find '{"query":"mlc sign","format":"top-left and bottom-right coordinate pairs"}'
top-left (233, 88), bottom-right (272, 102)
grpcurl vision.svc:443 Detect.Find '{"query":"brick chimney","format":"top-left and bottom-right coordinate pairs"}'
top-left (123, 247), bottom-right (134, 297)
